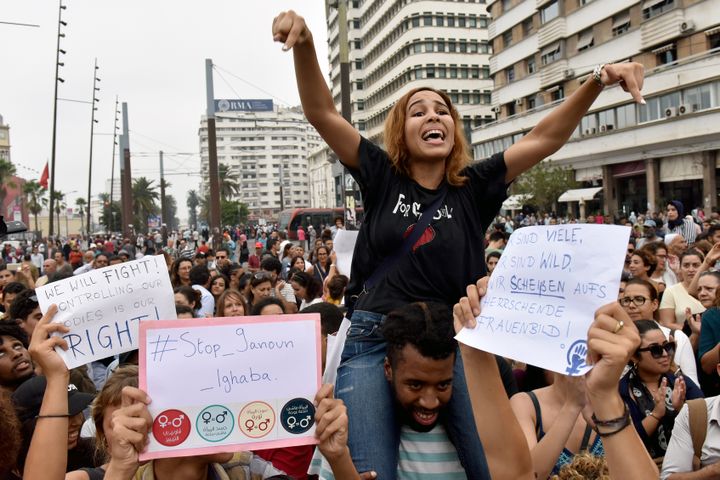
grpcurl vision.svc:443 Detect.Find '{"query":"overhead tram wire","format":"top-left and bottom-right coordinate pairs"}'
top-left (212, 63), bottom-right (294, 106)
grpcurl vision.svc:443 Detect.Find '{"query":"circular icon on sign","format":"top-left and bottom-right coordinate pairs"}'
top-left (280, 398), bottom-right (315, 435)
top-left (152, 409), bottom-right (191, 447)
top-left (196, 404), bottom-right (234, 442)
top-left (238, 401), bottom-right (275, 439)
top-left (217, 99), bottom-right (230, 112)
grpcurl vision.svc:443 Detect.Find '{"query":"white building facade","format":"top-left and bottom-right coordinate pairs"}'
top-left (474, 0), bottom-right (720, 217)
top-left (198, 104), bottom-right (321, 218)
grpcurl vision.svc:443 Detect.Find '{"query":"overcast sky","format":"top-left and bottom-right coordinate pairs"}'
top-left (0, 1), bottom-right (329, 223)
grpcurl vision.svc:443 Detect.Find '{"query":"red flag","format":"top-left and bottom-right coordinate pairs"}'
top-left (39, 162), bottom-right (49, 189)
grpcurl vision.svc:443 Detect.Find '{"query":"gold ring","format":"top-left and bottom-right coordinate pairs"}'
top-left (612, 320), bottom-right (624, 334)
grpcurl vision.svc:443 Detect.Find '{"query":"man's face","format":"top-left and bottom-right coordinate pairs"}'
top-left (712, 230), bottom-right (720, 246)
top-left (54, 252), bottom-right (64, 263)
top-left (20, 307), bottom-right (43, 339)
top-left (645, 226), bottom-right (655, 238)
top-left (43, 260), bottom-right (57, 274)
top-left (83, 251), bottom-right (95, 264)
top-left (384, 344), bottom-right (454, 432)
top-left (94, 255), bottom-right (109, 269)
top-left (215, 251), bottom-right (228, 266)
top-left (0, 270), bottom-right (13, 288)
top-left (0, 335), bottom-right (33, 389)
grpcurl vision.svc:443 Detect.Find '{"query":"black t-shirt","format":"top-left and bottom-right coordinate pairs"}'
top-left (346, 137), bottom-right (507, 314)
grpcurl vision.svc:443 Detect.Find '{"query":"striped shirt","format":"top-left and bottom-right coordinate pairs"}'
top-left (308, 424), bottom-right (466, 479)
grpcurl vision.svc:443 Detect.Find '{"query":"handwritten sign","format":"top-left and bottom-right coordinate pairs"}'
top-left (36, 255), bottom-right (176, 369)
top-left (456, 225), bottom-right (630, 376)
top-left (139, 314), bottom-right (322, 460)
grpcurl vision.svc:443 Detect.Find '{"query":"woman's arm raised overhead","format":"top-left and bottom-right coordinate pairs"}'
top-left (504, 62), bottom-right (645, 183)
top-left (272, 10), bottom-right (361, 169)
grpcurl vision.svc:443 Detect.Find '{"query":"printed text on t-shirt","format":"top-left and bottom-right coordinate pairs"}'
top-left (391, 193), bottom-right (453, 219)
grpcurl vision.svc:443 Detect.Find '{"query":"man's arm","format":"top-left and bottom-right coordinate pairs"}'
top-left (663, 403), bottom-right (720, 479)
top-left (503, 63), bottom-right (644, 183)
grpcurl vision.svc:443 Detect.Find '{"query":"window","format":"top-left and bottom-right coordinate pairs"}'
top-left (642, 0), bottom-right (675, 20)
top-left (413, 43), bottom-right (422, 53)
top-left (597, 109), bottom-right (615, 130)
top-left (436, 16), bottom-right (445, 26)
top-left (469, 17), bottom-right (477, 28)
top-left (355, 80), bottom-right (364, 90)
top-left (427, 66), bottom-right (435, 78)
top-left (580, 113), bottom-right (598, 135)
top-left (522, 17), bottom-right (534, 36)
top-left (502, 0), bottom-right (512, 12)
top-left (506, 66), bottom-right (515, 83)
top-left (658, 92), bottom-right (681, 115)
top-left (708, 32), bottom-right (720, 50)
top-left (577, 28), bottom-right (594, 52)
top-left (437, 40), bottom-right (446, 52)
top-left (502, 30), bottom-right (513, 48)
top-left (458, 16), bottom-right (466, 27)
top-left (684, 83), bottom-right (712, 110)
top-left (353, 39), bottom-right (362, 49)
top-left (411, 17), bottom-right (420, 27)
top-left (356, 100), bottom-right (365, 111)
top-left (615, 103), bottom-right (636, 129)
top-left (541, 1), bottom-right (559, 24)
top-left (506, 102), bottom-right (516, 116)
top-left (550, 86), bottom-right (564, 102)
top-left (528, 97), bottom-right (536, 109)
top-left (612, 11), bottom-right (631, 36)
top-left (354, 59), bottom-right (363, 69)
top-left (352, 19), bottom-right (361, 29)
top-left (423, 15), bottom-right (432, 26)
top-left (639, 96), bottom-right (661, 122)
top-left (425, 40), bottom-right (434, 52)
top-left (447, 15), bottom-right (455, 27)
top-left (459, 41), bottom-right (467, 53)
top-left (527, 55), bottom-right (536, 74)
top-left (541, 42), bottom-right (561, 65)
top-left (655, 44), bottom-right (677, 65)
top-left (448, 41), bottom-right (457, 52)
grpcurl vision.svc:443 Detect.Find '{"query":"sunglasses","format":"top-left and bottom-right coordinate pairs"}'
top-left (619, 296), bottom-right (649, 307)
top-left (637, 341), bottom-right (676, 359)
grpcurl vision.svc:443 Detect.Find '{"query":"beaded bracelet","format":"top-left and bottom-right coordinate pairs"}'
top-left (591, 404), bottom-right (631, 437)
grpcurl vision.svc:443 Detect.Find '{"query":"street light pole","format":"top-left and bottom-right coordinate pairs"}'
top-left (48, 0), bottom-right (68, 239)
top-left (86, 58), bottom-right (100, 237)
top-left (109, 96), bottom-right (120, 231)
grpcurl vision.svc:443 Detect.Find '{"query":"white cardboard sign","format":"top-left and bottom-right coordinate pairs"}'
top-left (332, 230), bottom-right (358, 278)
top-left (139, 314), bottom-right (321, 460)
top-left (456, 225), bottom-right (630, 375)
top-left (36, 255), bottom-right (176, 368)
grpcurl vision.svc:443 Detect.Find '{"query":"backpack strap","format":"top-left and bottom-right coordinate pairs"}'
top-left (687, 398), bottom-right (708, 470)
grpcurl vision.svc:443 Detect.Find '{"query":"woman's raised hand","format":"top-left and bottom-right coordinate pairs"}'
top-left (600, 63), bottom-right (645, 104)
top-left (28, 304), bottom-right (69, 379)
top-left (272, 11), bottom-right (311, 51)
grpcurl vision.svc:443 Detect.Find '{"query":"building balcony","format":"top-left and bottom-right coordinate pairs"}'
top-left (538, 17), bottom-right (566, 48)
top-left (640, 8), bottom-right (686, 50)
top-left (539, 59), bottom-right (570, 89)
top-left (488, 0), bottom-right (537, 41)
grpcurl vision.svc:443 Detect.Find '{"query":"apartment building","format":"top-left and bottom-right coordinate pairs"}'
top-left (474, 0), bottom-right (720, 217)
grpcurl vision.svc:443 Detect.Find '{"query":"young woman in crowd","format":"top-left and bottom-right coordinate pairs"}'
top-left (173, 286), bottom-right (201, 314)
top-left (628, 249), bottom-right (657, 284)
top-left (289, 255), bottom-right (308, 276)
top-left (659, 249), bottom-right (706, 331)
top-left (290, 271), bottom-right (323, 311)
top-left (246, 272), bottom-right (274, 313)
top-left (215, 288), bottom-right (248, 317)
top-left (641, 242), bottom-right (677, 289)
top-left (169, 258), bottom-right (192, 288)
top-left (251, 297), bottom-right (286, 316)
top-left (324, 275), bottom-right (349, 306)
top-left (665, 201), bottom-right (698, 244)
top-left (619, 278), bottom-right (698, 386)
top-left (619, 320), bottom-right (703, 461)
top-left (312, 246), bottom-right (332, 285)
top-left (273, 8), bottom-right (645, 478)
top-left (209, 273), bottom-right (229, 305)
top-left (66, 365), bottom-right (139, 480)
top-left (510, 372), bottom-right (602, 479)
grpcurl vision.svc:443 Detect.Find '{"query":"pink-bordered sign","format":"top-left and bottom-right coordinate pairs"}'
top-left (139, 314), bottom-right (322, 460)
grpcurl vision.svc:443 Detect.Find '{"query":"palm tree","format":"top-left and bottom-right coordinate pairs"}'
top-left (51, 190), bottom-right (65, 237)
top-left (75, 197), bottom-right (87, 236)
top-left (218, 164), bottom-right (240, 200)
top-left (0, 159), bottom-right (17, 209)
top-left (186, 190), bottom-right (199, 228)
top-left (22, 180), bottom-right (45, 233)
top-left (132, 177), bottom-right (160, 233)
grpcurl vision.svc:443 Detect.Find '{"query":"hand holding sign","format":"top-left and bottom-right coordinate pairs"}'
top-left (455, 225), bottom-right (630, 375)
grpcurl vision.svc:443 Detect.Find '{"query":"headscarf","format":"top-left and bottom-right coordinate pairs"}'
top-left (667, 200), bottom-right (685, 230)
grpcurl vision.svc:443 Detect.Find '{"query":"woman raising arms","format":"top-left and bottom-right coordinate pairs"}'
top-left (272, 10), bottom-right (645, 479)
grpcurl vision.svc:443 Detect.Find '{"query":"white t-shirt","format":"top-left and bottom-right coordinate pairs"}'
top-left (660, 283), bottom-right (705, 324)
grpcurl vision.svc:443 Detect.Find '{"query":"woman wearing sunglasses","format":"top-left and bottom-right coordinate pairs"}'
top-left (620, 278), bottom-right (699, 386)
top-left (619, 320), bottom-right (703, 462)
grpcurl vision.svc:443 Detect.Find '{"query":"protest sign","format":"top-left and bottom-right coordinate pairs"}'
top-left (333, 230), bottom-right (358, 278)
top-left (456, 224), bottom-right (630, 376)
top-left (36, 255), bottom-right (176, 369)
top-left (139, 314), bottom-right (322, 460)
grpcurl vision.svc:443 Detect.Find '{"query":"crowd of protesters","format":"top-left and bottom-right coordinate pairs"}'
top-left (4, 8), bottom-right (720, 480)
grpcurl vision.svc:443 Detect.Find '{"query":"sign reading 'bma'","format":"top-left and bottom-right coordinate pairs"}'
top-left (214, 99), bottom-right (273, 112)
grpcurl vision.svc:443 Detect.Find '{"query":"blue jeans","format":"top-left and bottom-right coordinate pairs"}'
top-left (336, 310), bottom-right (491, 479)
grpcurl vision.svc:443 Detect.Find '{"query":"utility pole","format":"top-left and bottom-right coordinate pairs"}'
top-left (120, 102), bottom-right (133, 239)
top-left (86, 58), bottom-right (100, 237)
top-left (109, 96), bottom-right (120, 231)
top-left (48, 0), bottom-right (68, 239)
top-left (159, 150), bottom-right (167, 226)
top-left (205, 59), bottom-right (221, 249)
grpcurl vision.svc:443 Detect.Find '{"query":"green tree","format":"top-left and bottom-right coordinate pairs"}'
top-left (51, 190), bottom-right (66, 237)
top-left (513, 160), bottom-right (578, 213)
top-left (186, 190), bottom-right (199, 228)
top-left (0, 159), bottom-right (17, 209)
top-left (75, 197), bottom-right (87, 235)
top-left (22, 180), bottom-right (45, 233)
top-left (165, 195), bottom-right (179, 230)
top-left (218, 164), bottom-right (240, 200)
top-left (220, 199), bottom-right (249, 226)
top-left (132, 177), bottom-right (160, 233)
top-left (98, 192), bottom-right (121, 233)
